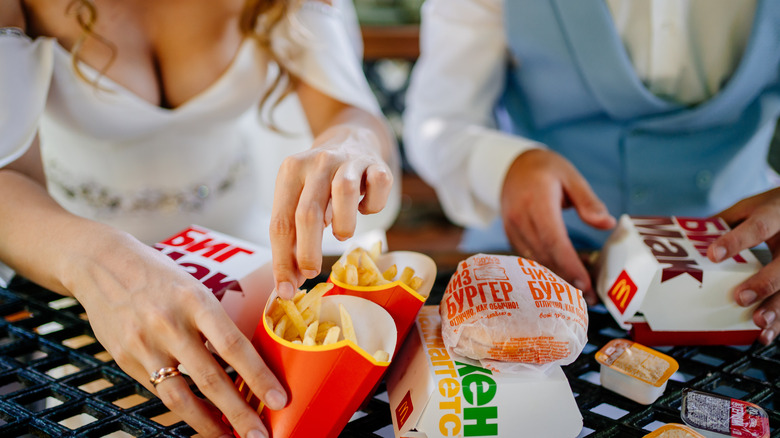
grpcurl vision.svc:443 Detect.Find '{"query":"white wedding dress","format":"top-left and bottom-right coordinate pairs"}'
top-left (0, 1), bottom-right (399, 253)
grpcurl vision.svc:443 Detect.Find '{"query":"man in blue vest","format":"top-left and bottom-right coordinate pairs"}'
top-left (403, 0), bottom-right (780, 344)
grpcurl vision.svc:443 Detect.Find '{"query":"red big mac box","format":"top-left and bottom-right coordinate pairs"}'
top-left (155, 225), bottom-right (273, 339)
top-left (595, 215), bottom-right (763, 346)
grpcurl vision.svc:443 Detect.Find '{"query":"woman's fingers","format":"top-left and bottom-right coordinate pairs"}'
top-left (147, 367), bottom-right (232, 437)
top-left (199, 297), bottom-right (288, 413)
top-left (357, 163), bottom-right (393, 215)
top-left (270, 136), bottom-right (392, 295)
top-left (270, 156), bottom-right (306, 299)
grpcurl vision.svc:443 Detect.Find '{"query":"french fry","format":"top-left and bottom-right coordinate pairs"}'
top-left (339, 303), bottom-right (358, 344)
top-left (372, 350), bottom-right (389, 362)
top-left (278, 298), bottom-right (308, 339)
top-left (273, 315), bottom-right (289, 338)
top-left (345, 248), bottom-right (361, 266)
top-left (322, 326), bottom-right (341, 345)
top-left (368, 241), bottom-right (382, 261)
top-left (296, 282), bottom-right (332, 314)
top-left (303, 321), bottom-right (319, 346)
top-left (332, 260), bottom-right (346, 283)
top-left (315, 321), bottom-right (338, 343)
top-left (268, 289), bottom-right (306, 321)
top-left (399, 266), bottom-right (415, 285)
top-left (345, 264), bottom-right (358, 285)
top-left (382, 264), bottom-right (397, 281)
top-left (408, 276), bottom-right (424, 291)
top-left (358, 267), bottom-right (379, 286)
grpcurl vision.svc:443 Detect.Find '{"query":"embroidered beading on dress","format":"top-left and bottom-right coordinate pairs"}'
top-left (45, 156), bottom-right (249, 217)
top-left (0, 28), bottom-right (28, 39)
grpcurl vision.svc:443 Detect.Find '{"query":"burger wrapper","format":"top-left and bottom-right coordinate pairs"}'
top-left (328, 250), bottom-right (437, 355)
top-left (441, 254), bottom-right (588, 373)
top-left (232, 293), bottom-right (397, 438)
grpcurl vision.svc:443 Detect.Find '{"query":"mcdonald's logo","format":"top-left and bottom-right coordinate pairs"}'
top-left (395, 390), bottom-right (414, 429)
top-left (607, 270), bottom-right (637, 314)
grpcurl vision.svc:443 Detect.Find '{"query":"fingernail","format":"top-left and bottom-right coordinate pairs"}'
top-left (739, 290), bottom-right (757, 306)
top-left (302, 269), bottom-right (319, 279)
top-left (573, 280), bottom-right (586, 291)
top-left (246, 429), bottom-right (267, 438)
top-left (265, 388), bottom-right (287, 410)
top-left (277, 282), bottom-right (295, 299)
top-left (763, 310), bottom-right (776, 325)
top-left (712, 246), bottom-right (726, 262)
top-left (762, 329), bottom-right (775, 345)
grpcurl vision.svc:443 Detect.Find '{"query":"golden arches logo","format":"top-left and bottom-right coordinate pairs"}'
top-left (607, 271), bottom-right (637, 314)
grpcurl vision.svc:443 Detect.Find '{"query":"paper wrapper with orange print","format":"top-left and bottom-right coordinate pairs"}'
top-left (233, 294), bottom-right (397, 438)
top-left (328, 250), bottom-right (436, 354)
top-left (440, 254), bottom-right (588, 373)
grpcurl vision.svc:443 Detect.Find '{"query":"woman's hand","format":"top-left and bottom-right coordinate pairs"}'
top-left (500, 149), bottom-right (616, 304)
top-left (269, 123), bottom-right (393, 299)
top-left (707, 187), bottom-right (780, 345)
top-left (68, 230), bottom-right (285, 438)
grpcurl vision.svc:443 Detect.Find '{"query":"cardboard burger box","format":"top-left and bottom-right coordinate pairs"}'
top-left (595, 215), bottom-right (762, 346)
top-left (155, 225), bottom-right (273, 338)
top-left (387, 306), bottom-right (583, 438)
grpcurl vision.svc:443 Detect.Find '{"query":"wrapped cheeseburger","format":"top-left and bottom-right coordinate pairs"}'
top-left (441, 254), bottom-right (588, 372)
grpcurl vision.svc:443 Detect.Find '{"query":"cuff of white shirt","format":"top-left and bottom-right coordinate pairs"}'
top-left (467, 129), bottom-right (545, 214)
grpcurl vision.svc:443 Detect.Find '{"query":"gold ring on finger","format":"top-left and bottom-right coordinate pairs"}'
top-left (150, 366), bottom-right (182, 388)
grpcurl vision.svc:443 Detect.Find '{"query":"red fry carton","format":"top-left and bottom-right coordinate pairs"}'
top-left (387, 306), bottom-right (583, 438)
top-left (155, 225), bottom-right (273, 338)
top-left (328, 249), bottom-right (437, 354)
top-left (235, 293), bottom-right (397, 438)
top-left (595, 215), bottom-right (762, 346)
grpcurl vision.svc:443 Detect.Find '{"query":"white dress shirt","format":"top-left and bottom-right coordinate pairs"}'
top-left (403, 0), bottom-right (756, 229)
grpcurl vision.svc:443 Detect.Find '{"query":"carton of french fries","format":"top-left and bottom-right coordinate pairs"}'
top-left (328, 242), bottom-right (437, 353)
top-left (233, 284), bottom-right (397, 438)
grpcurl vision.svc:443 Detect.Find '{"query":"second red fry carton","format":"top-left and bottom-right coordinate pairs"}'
top-left (328, 249), bottom-right (437, 354)
top-left (235, 293), bottom-right (397, 438)
top-left (595, 215), bottom-right (762, 346)
top-left (387, 306), bottom-right (583, 438)
top-left (155, 225), bottom-right (273, 338)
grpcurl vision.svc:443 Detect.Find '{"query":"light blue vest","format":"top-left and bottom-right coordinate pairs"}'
top-left (463, 0), bottom-right (780, 252)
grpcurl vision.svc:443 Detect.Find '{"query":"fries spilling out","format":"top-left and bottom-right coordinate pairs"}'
top-left (331, 242), bottom-right (425, 293)
top-left (265, 282), bottom-right (391, 362)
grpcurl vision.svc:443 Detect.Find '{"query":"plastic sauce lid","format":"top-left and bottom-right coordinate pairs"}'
top-left (681, 389), bottom-right (770, 438)
top-left (643, 423), bottom-right (705, 437)
top-left (594, 338), bottom-right (679, 387)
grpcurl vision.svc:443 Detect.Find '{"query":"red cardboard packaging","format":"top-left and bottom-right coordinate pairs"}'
top-left (595, 215), bottom-right (762, 346)
top-left (327, 249), bottom-right (437, 354)
top-left (235, 293), bottom-right (397, 438)
top-left (155, 225), bottom-right (273, 338)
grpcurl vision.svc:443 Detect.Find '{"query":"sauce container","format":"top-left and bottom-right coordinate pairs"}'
top-left (644, 423), bottom-right (705, 437)
top-left (681, 389), bottom-right (770, 438)
top-left (595, 338), bottom-right (678, 404)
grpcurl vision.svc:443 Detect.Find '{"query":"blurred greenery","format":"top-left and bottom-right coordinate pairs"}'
top-left (354, 0), bottom-right (424, 25)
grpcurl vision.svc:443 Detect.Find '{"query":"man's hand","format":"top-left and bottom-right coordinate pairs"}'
top-left (708, 187), bottom-right (780, 345)
top-left (500, 149), bottom-right (616, 304)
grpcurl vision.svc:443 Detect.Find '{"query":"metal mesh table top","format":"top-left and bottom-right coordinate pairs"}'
top-left (0, 273), bottom-right (777, 438)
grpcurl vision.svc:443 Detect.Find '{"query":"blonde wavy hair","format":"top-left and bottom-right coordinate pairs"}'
top-left (67, 0), bottom-right (300, 128)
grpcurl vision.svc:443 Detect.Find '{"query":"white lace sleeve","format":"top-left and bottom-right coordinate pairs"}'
top-left (271, 1), bottom-right (382, 116)
top-left (0, 32), bottom-right (54, 167)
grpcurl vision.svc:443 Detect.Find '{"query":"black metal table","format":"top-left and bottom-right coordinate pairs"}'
top-left (0, 273), bottom-right (777, 437)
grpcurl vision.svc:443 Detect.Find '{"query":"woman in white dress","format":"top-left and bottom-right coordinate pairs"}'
top-left (0, 1), bottom-right (399, 436)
